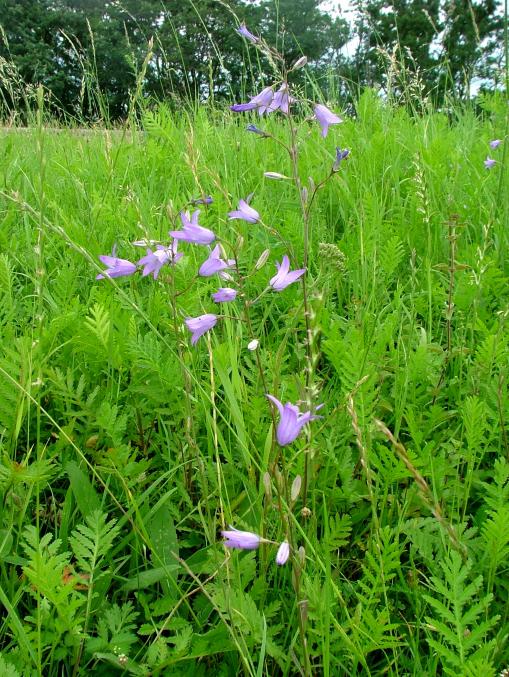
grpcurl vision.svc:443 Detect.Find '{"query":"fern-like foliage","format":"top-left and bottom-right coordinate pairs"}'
top-left (69, 510), bottom-right (121, 579)
top-left (95, 401), bottom-right (128, 447)
top-left (22, 526), bottom-right (84, 656)
top-left (348, 527), bottom-right (401, 655)
top-left (0, 339), bottom-right (29, 445)
top-left (379, 234), bottom-right (405, 285)
top-left (462, 395), bottom-right (488, 456)
top-left (22, 527), bottom-right (72, 604)
top-left (87, 602), bottom-right (139, 657)
top-left (210, 584), bottom-right (283, 663)
top-left (84, 303), bottom-right (111, 352)
top-left (424, 551), bottom-right (498, 675)
top-left (0, 654), bottom-right (21, 677)
top-left (479, 458), bottom-right (509, 589)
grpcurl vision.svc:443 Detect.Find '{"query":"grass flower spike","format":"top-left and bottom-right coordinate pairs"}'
top-left (96, 255), bottom-right (137, 280)
top-left (269, 255), bottom-right (305, 291)
top-left (266, 395), bottom-right (321, 446)
top-left (170, 210), bottom-right (215, 245)
top-left (185, 314), bottom-right (218, 345)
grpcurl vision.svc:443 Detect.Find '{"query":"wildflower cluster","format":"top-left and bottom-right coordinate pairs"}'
top-left (485, 138), bottom-right (503, 169)
top-left (95, 21), bottom-right (351, 572)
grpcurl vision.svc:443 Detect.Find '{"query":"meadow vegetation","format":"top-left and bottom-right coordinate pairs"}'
top-left (0, 51), bottom-right (509, 676)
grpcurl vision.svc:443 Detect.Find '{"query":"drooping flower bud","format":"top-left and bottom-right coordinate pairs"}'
top-left (255, 249), bottom-right (270, 270)
top-left (291, 56), bottom-right (308, 70)
top-left (275, 541), bottom-right (290, 565)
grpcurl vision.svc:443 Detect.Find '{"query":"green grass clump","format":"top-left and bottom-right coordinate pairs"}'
top-left (0, 89), bottom-right (508, 676)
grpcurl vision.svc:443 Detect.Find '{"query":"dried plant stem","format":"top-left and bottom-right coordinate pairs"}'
top-left (432, 215), bottom-right (459, 404)
top-left (374, 418), bottom-right (467, 557)
top-left (285, 116), bottom-right (315, 511)
top-left (207, 335), bottom-right (226, 532)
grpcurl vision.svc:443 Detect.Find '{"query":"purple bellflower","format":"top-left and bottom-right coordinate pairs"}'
top-left (199, 245), bottom-right (235, 277)
top-left (314, 104), bottom-right (343, 138)
top-left (275, 541), bottom-right (290, 565)
top-left (137, 242), bottom-right (182, 279)
top-left (185, 314), bottom-right (218, 345)
top-left (230, 86), bottom-right (274, 116)
top-left (269, 255), bottom-right (306, 291)
top-left (484, 156), bottom-right (496, 169)
top-left (236, 23), bottom-right (259, 43)
top-left (221, 527), bottom-right (261, 550)
top-left (170, 210), bottom-right (215, 245)
top-left (96, 255), bottom-right (137, 280)
top-left (333, 147), bottom-right (350, 171)
top-left (212, 287), bottom-right (238, 303)
top-left (228, 198), bottom-right (260, 223)
top-left (266, 394), bottom-right (321, 446)
top-left (192, 195), bottom-right (213, 205)
top-left (247, 123), bottom-right (269, 137)
top-left (268, 83), bottom-right (293, 115)
top-left (490, 139), bottom-right (502, 149)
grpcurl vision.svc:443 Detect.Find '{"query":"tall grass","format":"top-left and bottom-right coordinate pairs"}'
top-left (0, 54), bottom-right (509, 677)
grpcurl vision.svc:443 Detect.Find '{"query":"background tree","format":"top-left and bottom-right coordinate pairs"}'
top-left (439, 0), bottom-right (501, 98)
top-left (351, 0), bottom-right (441, 94)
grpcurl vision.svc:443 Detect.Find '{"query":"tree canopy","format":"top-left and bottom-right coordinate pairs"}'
top-left (0, 0), bottom-right (503, 121)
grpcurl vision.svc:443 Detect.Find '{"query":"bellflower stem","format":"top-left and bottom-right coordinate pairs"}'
top-left (286, 105), bottom-right (315, 514)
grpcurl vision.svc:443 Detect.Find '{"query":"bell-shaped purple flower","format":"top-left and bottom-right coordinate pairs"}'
top-left (212, 287), bottom-right (237, 303)
top-left (230, 86), bottom-right (274, 116)
top-left (275, 541), bottom-right (290, 565)
top-left (192, 195), bottom-right (213, 205)
top-left (268, 83), bottom-right (293, 115)
top-left (333, 147), bottom-right (350, 171)
top-left (137, 242), bottom-right (182, 279)
top-left (314, 104), bottom-right (343, 138)
top-left (269, 255), bottom-right (305, 291)
top-left (484, 156), bottom-right (496, 169)
top-left (489, 139), bottom-right (502, 149)
top-left (185, 313), bottom-right (218, 345)
top-left (228, 198), bottom-right (260, 223)
top-left (96, 255), bottom-right (137, 280)
top-left (221, 527), bottom-right (261, 550)
top-left (236, 23), bottom-right (259, 44)
top-left (199, 245), bottom-right (235, 277)
top-left (266, 394), bottom-right (321, 446)
top-left (247, 123), bottom-right (269, 137)
top-left (170, 210), bottom-right (215, 245)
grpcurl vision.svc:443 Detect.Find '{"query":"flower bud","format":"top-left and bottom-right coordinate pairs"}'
top-left (291, 475), bottom-right (302, 502)
top-left (275, 541), bottom-right (290, 565)
top-left (262, 471), bottom-right (272, 500)
top-left (264, 172), bottom-right (289, 180)
top-left (255, 248), bottom-right (270, 270)
top-left (291, 56), bottom-right (308, 70)
top-left (248, 339), bottom-right (259, 351)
